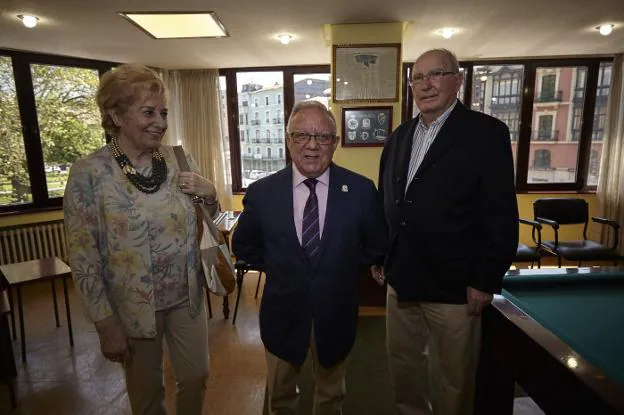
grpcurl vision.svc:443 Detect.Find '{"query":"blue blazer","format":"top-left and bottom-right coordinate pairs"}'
top-left (232, 163), bottom-right (387, 367)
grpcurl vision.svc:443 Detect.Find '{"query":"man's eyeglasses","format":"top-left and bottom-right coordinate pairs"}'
top-left (288, 132), bottom-right (336, 145)
top-left (410, 70), bottom-right (458, 86)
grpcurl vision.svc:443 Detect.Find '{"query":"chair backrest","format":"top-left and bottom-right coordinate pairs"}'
top-left (533, 198), bottom-right (588, 225)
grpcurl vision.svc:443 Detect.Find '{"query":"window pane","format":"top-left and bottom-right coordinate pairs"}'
top-left (294, 74), bottom-right (331, 108)
top-left (30, 64), bottom-right (104, 198)
top-left (472, 64), bottom-right (524, 170)
top-left (0, 56), bottom-right (31, 206)
top-left (528, 66), bottom-right (586, 184)
top-left (237, 71), bottom-right (285, 188)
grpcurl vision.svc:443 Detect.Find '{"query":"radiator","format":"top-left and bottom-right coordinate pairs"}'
top-left (0, 220), bottom-right (68, 266)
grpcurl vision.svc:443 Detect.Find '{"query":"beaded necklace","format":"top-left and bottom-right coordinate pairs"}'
top-left (109, 137), bottom-right (168, 194)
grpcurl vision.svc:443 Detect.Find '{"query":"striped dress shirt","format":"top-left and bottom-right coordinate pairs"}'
top-left (405, 101), bottom-right (458, 192)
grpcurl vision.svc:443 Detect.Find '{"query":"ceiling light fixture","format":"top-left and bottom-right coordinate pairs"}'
top-left (278, 34), bottom-right (292, 45)
top-left (119, 12), bottom-right (229, 39)
top-left (18, 14), bottom-right (39, 28)
top-left (480, 75), bottom-right (488, 82)
top-left (597, 24), bottom-right (614, 36)
top-left (439, 27), bottom-right (456, 39)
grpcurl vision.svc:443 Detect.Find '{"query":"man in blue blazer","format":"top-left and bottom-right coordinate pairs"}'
top-left (233, 100), bottom-right (387, 415)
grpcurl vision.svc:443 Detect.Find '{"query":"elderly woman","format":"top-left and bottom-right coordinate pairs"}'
top-left (63, 64), bottom-right (216, 414)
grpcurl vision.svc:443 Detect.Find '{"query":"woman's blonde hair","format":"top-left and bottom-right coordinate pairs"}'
top-left (96, 64), bottom-right (166, 136)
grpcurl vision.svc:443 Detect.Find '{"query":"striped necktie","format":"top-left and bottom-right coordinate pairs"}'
top-left (302, 178), bottom-right (321, 260)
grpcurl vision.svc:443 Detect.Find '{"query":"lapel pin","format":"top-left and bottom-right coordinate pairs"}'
top-left (341, 184), bottom-right (349, 192)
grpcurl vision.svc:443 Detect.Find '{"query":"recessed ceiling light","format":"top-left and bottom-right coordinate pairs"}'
top-left (480, 75), bottom-right (488, 82)
top-left (597, 24), bottom-right (614, 36)
top-left (437, 27), bottom-right (457, 39)
top-left (277, 34), bottom-right (292, 45)
top-left (18, 14), bottom-right (39, 28)
top-left (119, 11), bottom-right (229, 39)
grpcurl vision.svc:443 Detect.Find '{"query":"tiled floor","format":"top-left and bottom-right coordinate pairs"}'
top-left (0, 272), bottom-right (544, 414)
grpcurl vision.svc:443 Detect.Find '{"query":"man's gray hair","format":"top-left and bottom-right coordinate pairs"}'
top-left (417, 48), bottom-right (460, 73)
top-left (286, 100), bottom-right (336, 134)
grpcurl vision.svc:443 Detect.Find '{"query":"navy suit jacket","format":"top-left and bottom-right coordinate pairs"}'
top-left (232, 163), bottom-right (387, 367)
top-left (379, 102), bottom-right (519, 304)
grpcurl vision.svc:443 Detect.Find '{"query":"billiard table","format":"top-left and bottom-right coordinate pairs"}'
top-left (475, 267), bottom-right (624, 414)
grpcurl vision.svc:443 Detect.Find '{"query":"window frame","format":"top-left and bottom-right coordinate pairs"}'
top-left (0, 49), bottom-right (115, 215)
top-left (402, 56), bottom-right (613, 193)
top-left (219, 64), bottom-right (330, 193)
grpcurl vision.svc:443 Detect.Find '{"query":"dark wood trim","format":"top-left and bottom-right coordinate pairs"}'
top-left (288, 65), bottom-right (331, 75)
top-left (0, 49), bottom-right (116, 214)
top-left (219, 64), bottom-right (328, 73)
top-left (282, 69), bottom-right (295, 166)
top-left (11, 54), bottom-right (47, 206)
top-left (0, 205), bottom-right (62, 217)
top-left (515, 63), bottom-right (536, 192)
top-left (219, 64), bottom-right (330, 193)
top-left (0, 48), bottom-right (117, 70)
top-left (477, 292), bottom-right (624, 414)
top-left (577, 62), bottom-right (600, 191)
top-left (220, 69), bottom-right (242, 193)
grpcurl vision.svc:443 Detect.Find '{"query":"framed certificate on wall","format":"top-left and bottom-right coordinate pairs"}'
top-left (333, 44), bottom-right (401, 103)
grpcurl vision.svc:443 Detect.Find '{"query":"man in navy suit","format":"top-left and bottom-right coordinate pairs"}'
top-left (233, 100), bottom-right (387, 415)
top-left (376, 49), bottom-right (518, 415)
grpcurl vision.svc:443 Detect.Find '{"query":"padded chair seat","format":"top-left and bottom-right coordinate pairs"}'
top-left (516, 243), bottom-right (541, 262)
top-left (541, 240), bottom-right (619, 261)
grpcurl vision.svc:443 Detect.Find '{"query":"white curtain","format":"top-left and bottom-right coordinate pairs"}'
top-left (160, 69), bottom-right (232, 210)
top-left (597, 54), bottom-right (624, 255)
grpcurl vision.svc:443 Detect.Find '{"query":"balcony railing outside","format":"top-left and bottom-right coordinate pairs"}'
top-left (532, 130), bottom-right (559, 141)
top-left (534, 90), bottom-right (563, 103)
top-left (242, 154), bottom-right (286, 161)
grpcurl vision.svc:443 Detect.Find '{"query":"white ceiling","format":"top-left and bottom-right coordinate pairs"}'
top-left (1, 0), bottom-right (623, 69)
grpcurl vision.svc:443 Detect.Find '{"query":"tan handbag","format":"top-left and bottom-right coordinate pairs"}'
top-left (173, 146), bottom-right (236, 296)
